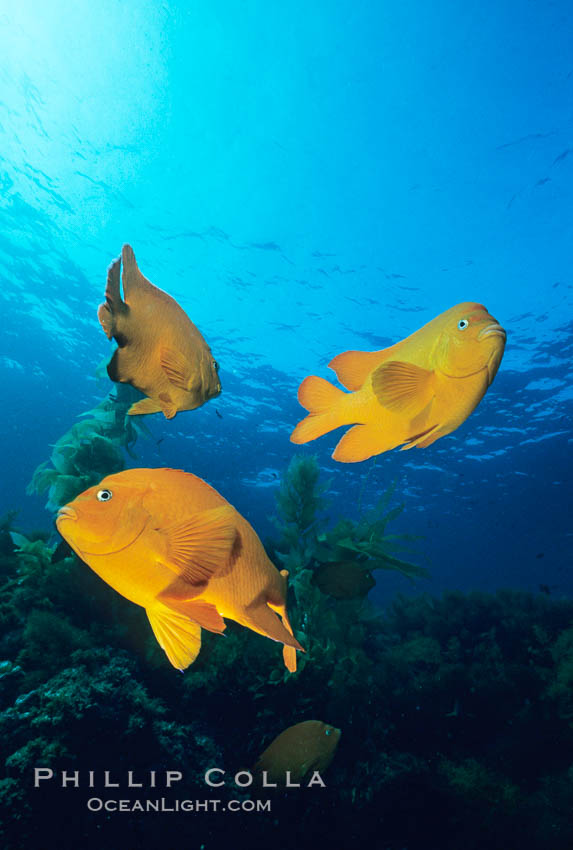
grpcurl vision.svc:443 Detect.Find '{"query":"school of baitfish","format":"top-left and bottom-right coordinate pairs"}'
top-left (54, 244), bottom-right (506, 781)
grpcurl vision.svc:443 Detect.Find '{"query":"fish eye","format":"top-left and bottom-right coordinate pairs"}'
top-left (96, 489), bottom-right (113, 502)
top-left (325, 727), bottom-right (332, 736)
top-left (213, 360), bottom-right (219, 371)
top-left (457, 319), bottom-right (469, 330)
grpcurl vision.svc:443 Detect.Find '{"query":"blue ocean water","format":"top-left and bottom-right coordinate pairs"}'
top-left (2, 4), bottom-right (573, 848)
top-left (2, 1), bottom-right (571, 602)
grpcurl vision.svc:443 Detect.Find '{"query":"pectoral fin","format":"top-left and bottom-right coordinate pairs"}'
top-left (147, 606), bottom-right (202, 670)
top-left (371, 361), bottom-right (435, 414)
top-left (161, 505), bottom-right (238, 586)
top-left (160, 348), bottom-right (196, 391)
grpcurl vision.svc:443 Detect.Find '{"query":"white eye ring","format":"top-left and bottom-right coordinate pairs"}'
top-left (458, 319), bottom-right (469, 330)
top-left (97, 489), bottom-right (113, 502)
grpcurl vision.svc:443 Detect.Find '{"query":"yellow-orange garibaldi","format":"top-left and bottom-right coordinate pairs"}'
top-left (291, 302), bottom-right (506, 462)
top-left (56, 468), bottom-right (303, 672)
top-left (98, 244), bottom-right (221, 419)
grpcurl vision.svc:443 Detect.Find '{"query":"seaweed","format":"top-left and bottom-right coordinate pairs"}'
top-left (272, 455), bottom-right (427, 596)
top-left (272, 454), bottom-right (329, 570)
top-left (26, 385), bottom-right (148, 510)
top-left (1, 457), bottom-right (573, 849)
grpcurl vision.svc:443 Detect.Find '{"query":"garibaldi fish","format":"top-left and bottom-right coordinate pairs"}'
top-left (98, 245), bottom-right (221, 418)
top-left (254, 720), bottom-right (341, 785)
top-left (290, 303), bottom-right (506, 462)
top-left (56, 468), bottom-right (303, 672)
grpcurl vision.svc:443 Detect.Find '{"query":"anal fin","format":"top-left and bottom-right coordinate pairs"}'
top-left (128, 398), bottom-right (162, 416)
top-left (159, 597), bottom-right (226, 634)
top-left (332, 424), bottom-right (398, 463)
top-left (147, 606), bottom-right (202, 670)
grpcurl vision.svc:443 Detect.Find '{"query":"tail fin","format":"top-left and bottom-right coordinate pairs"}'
top-left (290, 376), bottom-right (348, 444)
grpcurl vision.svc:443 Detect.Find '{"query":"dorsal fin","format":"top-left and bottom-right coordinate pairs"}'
top-left (121, 244), bottom-right (151, 299)
top-left (328, 343), bottom-right (403, 391)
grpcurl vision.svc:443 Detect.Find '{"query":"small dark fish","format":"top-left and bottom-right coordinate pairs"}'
top-left (445, 699), bottom-right (461, 718)
top-left (552, 148), bottom-right (572, 166)
top-left (312, 561), bottom-right (375, 600)
top-left (51, 539), bottom-right (74, 564)
top-left (216, 409), bottom-right (223, 419)
top-left (539, 583), bottom-right (551, 595)
top-left (254, 721), bottom-right (341, 785)
top-left (536, 552), bottom-right (545, 559)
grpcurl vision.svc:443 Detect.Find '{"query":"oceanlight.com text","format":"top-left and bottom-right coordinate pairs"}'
top-left (86, 798), bottom-right (272, 813)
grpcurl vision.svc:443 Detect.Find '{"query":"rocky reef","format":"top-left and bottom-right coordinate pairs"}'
top-left (0, 455), bottom-right (572, 849)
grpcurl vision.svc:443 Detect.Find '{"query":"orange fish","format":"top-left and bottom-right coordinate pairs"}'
top-left (291, 303), bottom-right (506, 462)
top-left (98, 245), bottom-right (221, 418)
top-left (254, 721), bottom-right (341, 785)
top-left (55, 468), bottom-right (303, 672)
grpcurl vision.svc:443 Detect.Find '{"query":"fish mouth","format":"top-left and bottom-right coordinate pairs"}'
top-left (56, 506), bottom-right (77, 522)
top-left (479, 322), bottom-right (506, 341)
